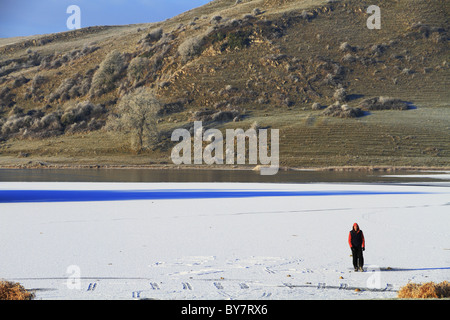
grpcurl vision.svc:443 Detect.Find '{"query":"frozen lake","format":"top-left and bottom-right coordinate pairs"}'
top-left (0, 171), bottom-right (449, 300)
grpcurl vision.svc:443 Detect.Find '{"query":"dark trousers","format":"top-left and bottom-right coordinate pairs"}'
top-left (352, 247), bottom-right (364, 269)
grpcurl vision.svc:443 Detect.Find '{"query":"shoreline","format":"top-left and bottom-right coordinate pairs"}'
top-left (0, 162), bottom-right (449, 172)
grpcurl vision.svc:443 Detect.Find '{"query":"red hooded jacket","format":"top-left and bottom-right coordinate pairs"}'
top-left (348, 223), bottom-right (365, 249)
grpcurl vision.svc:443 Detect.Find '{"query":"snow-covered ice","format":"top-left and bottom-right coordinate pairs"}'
top-left (0, 181), bottom-right (449, 300)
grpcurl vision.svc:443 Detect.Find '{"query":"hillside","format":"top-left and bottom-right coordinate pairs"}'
top-left (0, 0), bottom-right (449, 169)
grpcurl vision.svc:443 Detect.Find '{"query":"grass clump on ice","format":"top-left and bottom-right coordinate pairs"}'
top-left (398, 281), bottom-right (450, 299)
top-left (0, 280), bottom-right (34, 300)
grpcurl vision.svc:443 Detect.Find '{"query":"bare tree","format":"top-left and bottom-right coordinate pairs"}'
top-left (108, 87), bottom-right (160, 152)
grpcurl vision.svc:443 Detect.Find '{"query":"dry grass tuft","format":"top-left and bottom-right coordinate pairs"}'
top-left (398, 281), bottom-right (450, 299)
top-left (0, 280), bottom-right (35, 300)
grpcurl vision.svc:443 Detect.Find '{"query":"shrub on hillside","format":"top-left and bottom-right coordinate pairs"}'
top-left (227, 31), bottom-right (251, 50)
top-left (31, 111), bottom-right (63, 133)
top-left (333, 87), bottom-right (347, 102)
top-left (61, 101), bottom-right (104, 126)
top-left (127, 56), bottom-right (149, 83)
top-left (192, 107), bottom-right (242, 123)
top-left (212, 109), bottom-right (241, 122)
top-left (0, 87), bottom-right (15, 108)
top-left (7, 105), bottom-right (24, 117)
top-left (141, 27), bottom-right (163, 44)
top-left (1, 114), bottom-right (32, 135)
top-left (178, 33), bottom-right (208, 62)
top-left (30, 74), bottom-right (46, 92)
top-left (49, 77), bottom-right (78, 102)
top-left (300, 10), bottom-right (314, 20)
top-left (12, 75), bottom-right (29, 88)
top-left (322, 102), bottom-right (364, 118)
top-left (90, 50), bottom-right (126, 96)
top-left (48, 71), bottom-right (94, 103)
top-left (312, 102), bottom-right (324, 110)
top-left (1, 100), bottom-right (105, 138)
top-left (339, 42), bottom-right (355, 52)
top-left (252, 8), bottom-right (262, 16)
top-left (39, 45), bottom-right (99, 70)
top-left (342, 53), bottom-right (357, 63)
top-left (210, 15), bottom-right (222, 25)
top-left (157, 99), bottom-right (186, 116)
top-left (1, 107), bottom-right (63, 137)
top-left (359, 96), bottom-right (410, 110)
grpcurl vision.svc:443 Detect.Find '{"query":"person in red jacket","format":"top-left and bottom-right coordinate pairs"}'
top-left (348, 223), bottom-right (365, 271)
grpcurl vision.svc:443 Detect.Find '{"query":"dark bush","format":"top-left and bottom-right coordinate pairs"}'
top-left (322, 103), bottom-right (364, 118)
top-left (61, 101), bottom-right (105, 126)
top-left (359, 96), bottom-right (410, 110)
top-left (227, 31), bottom-right (251, 50)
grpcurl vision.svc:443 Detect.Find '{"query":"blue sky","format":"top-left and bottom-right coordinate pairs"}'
top-left (0, 0), bottom-right (211, 38)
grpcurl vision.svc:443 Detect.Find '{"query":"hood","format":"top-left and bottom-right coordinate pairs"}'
top-left (353, 223), bottom-right (360, 231)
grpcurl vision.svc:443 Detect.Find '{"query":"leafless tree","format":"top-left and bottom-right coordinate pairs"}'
top-left (107, 87), bottom-right (160, 152)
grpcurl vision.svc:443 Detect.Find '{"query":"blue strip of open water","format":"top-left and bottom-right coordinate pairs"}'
top-left (0, 189), bottom-right (431, 203)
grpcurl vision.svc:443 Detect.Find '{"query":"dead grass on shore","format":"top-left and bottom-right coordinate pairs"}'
top-left (0, 280), bottom-right (34, 300)
top-left (398, 281), bottom-right (450, 299)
